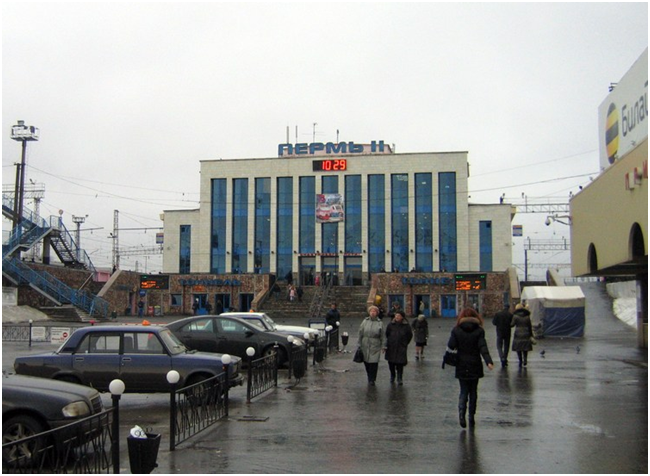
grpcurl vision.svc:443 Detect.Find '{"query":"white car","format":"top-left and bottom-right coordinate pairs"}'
top-left (220, 312), bottom-right (324, 344)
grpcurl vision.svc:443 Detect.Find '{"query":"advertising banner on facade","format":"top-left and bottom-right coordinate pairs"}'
top-left (598, 48), bottom-right (647, 170)
top-left (316, 194), bottom-right (345, 223)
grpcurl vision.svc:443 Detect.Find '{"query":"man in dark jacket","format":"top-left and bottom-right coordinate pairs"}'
top-left (326, 303), bottom-right (341, 350)
top-left (492, 305), bottom-right (513, 367)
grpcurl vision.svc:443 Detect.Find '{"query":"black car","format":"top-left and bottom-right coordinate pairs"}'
top-left (2, 374), bottom-right (104, 467)
top-left (14, 325), bottom-right (243, 392)
top-left (167, 315), bottom-right (305, 365)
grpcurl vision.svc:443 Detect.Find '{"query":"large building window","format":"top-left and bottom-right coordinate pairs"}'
top-left (391, 174), bottom-right (409, 272)
top-left (254, 178), bottom-right (271, 274)
top-left (439, 172), bottom-right (457, 271)
top-left (415, 173), bottom-right (433, 272)
top-left (232, 178), bottom-right (248, 273)
top-left (299, 177), bottom-right (315, 254)
top-left (321, 176), bottom-right (338, 254)
top-left (210, 179), bottom-right (226, 273)
top-left (276, 177), bottom-right (293, 280)
top-left (479, 220), bottom-right (493, 271)
top-left (179, 224), bottom-right (191, 274)
top-left (345, 175), bottom-right (361, 254)
top-left (368, 174), bottom-right (385, 273)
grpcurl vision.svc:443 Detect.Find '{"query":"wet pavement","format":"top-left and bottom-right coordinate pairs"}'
top-left (3, 282), bottom-right (647, 473)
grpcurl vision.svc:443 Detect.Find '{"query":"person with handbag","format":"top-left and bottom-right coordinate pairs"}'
top-left (511, 303), bottom-right (534, 367)
top-left (357, 305), bottom-right (385, 386)
top-left (384, 311), bottom-right (413, 385)
top-left (447, 307), bottom-right (494, 428)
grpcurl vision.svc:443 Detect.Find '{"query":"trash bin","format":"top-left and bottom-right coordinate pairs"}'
top-left (127, 432), bottom-right (161, 474)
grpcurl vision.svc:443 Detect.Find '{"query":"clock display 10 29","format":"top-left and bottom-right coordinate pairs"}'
top-left (312, 159), bottom-right (347, 172)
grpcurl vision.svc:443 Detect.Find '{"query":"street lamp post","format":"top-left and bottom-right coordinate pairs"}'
top-left (10, 121), bottom-right (39, 243)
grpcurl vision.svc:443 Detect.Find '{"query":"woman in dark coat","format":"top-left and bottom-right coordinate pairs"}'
top-left (447, 308), bottom-right (494, 428)
top-left (384, 311), bottom-right (413, 385)
top-left (511, 303), bottom-right (533, 367)
top-left (412, 314), bottom-right (429, 360)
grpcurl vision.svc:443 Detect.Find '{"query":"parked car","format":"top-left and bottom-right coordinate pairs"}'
top-left (220, 312), bottom-right (323, 345)
top-left (13, 325), bottom-right (243, 393)
top-left (167, 315), bottom-right (305, 365)
top-left (2, 374), bottom-right (104, 468)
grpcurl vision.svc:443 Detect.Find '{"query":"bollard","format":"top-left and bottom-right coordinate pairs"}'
top-left (109, 379), bottom-right (125, 474)
top-left (166, 371), bottom-right (180, 451)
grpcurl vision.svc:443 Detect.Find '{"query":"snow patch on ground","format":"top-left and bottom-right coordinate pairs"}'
top-left (2, 305), bottom-right (51, 324)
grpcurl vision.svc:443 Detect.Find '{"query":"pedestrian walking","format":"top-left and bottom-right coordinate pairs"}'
top-left (215, 299), bottom-right (224, 315)
top-left (137, 300), bottom-right (144, 317)
top-left (511, 303), bottom-right (534, 367)
top-left (192, 299), bottom-right (199, 315)
top-left (358, 305), bottom-right (385, 386)
top-left (205, 300), bottom-right (212, 314)
top-left (289, 285), bottom-right (297, 302)
top-left (384, 311), bottom-right (412, 385)
top-left (447, 307), bottom-right (494, 428)
top-left (412, 314), bottom-right (429, 360)
top-left (492, 304), bottom-right (513, 367)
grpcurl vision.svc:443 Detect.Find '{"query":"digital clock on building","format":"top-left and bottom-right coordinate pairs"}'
top-left (312, 159), bottom-right (347, 172)
top-left (454, 274), bottom-right (487, 291)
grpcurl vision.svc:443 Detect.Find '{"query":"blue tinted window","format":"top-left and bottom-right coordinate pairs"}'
top-left (391, 174), bottom-right (409, 272)
top-left (299, 177), bottom-right (315, 254)
top-left (479, 221), bottom-right (493, 271)
top-left (415, 173), bottom-right (433, 272)
top-left (368, 174), bottom-right (385, 272)
top-left (345, 175), bottom-right (361, 254)
top-left (321, 176), bottom-right (338, 254)
top-left (255, 178), bottom-right (271, 274)
top-left (276, 177), bottom-right (293, 279)
top-left (232, 178), bottom-right (248, 273)
top-left (179, 224), bottom-right (191, 274)
top-left (210, 179), bottom-right (227, 273)
top-left (439, 172), bottom-right (457, 271)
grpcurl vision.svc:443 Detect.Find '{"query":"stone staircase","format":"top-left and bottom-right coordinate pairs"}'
top-left (39, 305), bottom-right (103, 323)
top-left (258, 285), bottom-right (371, 321)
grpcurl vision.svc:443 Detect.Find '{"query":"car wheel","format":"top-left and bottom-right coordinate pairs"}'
top-left (2, 415), bottom-right (46, 469)
top-left (184, 374), bottom-right (218, 405)
top-left (263, 346), bottom-right (287, 366)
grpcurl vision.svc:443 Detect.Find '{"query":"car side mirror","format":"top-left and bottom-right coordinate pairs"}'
top-left (245, 330), bottom-right (254, 338)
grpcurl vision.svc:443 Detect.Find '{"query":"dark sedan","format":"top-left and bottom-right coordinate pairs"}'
top-left (167, 315), bottom-right (305, 365)
top-left (13, 325), bottom-right (243, 392)
top-left (2, 374), bottom-right (104, 468)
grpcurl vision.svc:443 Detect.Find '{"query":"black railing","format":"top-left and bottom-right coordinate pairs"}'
top-left (246, 352), bottom-right (279, 403)
top-left (169, 373), bottom-right (228, 451)
top-left (312, 335), bottom-right (327, 365)
top-left (288, 343), bottom-right (308, 380)
top-left (2, 409), bottom-right (115, 474)
top-left (327, 327), bottom-right (340, 353)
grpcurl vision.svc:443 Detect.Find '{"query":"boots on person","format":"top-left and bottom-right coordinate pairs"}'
top-left (459, 406), bottom-right (467, 428)
top-left (468, 412), bottom-right (475, 427)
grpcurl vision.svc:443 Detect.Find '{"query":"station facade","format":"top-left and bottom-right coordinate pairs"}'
top-left (571, 48), bottom-right (648, 347)
top-left (161, 142), bottom-right (515, 316)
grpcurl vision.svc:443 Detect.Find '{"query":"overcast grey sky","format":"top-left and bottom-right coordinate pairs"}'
top-left (2, 2), bottom-right (648, 278)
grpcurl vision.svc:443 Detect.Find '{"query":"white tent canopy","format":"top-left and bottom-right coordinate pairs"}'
top-left (521, 286), bottom-right (586, 337)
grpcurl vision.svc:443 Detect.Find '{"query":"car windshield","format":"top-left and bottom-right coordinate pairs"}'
top-left (159, 328), bottom-right (188, 355)
top-left (259, 314), bottom-right (277, 330)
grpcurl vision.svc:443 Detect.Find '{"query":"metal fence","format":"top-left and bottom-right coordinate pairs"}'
top-left (2, 408), bottom-right (115, 474)
top-left (169, 373), bottom-right (229, 451)
top-left (288, 343), bottom-right (308, 380)
top-left (2, 324), bottom-right (81, 343)
top-left (246, 352), bottom-right (279, 403)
